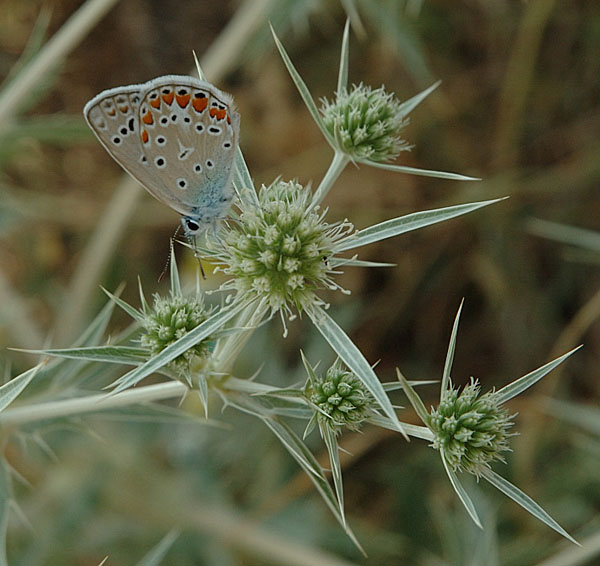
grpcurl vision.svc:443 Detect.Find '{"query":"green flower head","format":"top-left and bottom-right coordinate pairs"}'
top-left (213, 179), bottom-right (354, 320)
top-left (321, 83), bottom-right (411, 162)
top-left (428, 377), bottom-right (514, 477)
top-left (140, 292), bottom-right (213, 377)
top-left (305, 359), bottom-right (373, 433)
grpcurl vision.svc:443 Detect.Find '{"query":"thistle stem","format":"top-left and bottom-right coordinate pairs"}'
top-left (213, 298), bottom-right (270, 373)
top-left (310, 151), bottom-right (350, 209)
top-left (0, 382), bottom-right (187, 426)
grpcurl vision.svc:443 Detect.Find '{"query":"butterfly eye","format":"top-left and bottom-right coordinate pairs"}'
top-left (183, 217), bottom-right (201, 235)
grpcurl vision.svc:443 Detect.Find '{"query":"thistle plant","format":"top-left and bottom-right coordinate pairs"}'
top-left (0, 18), bottom-right (583, 560)
top-left (397, 302), bottom-right (580, 543)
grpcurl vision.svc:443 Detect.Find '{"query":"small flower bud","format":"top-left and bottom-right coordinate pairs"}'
top-left (428, 378), bottom-right (514, 477)
top-left (321, 83), bottom-right (411, 162)
top-left (304, 360), bottom-right (374, 433)
top-left (140, 293), bottom-right (212, 377)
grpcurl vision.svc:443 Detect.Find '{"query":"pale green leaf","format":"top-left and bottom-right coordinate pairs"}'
top-left (0, 363), bottom-right (41, 412)
top-left (234, 147), bottom-right (259, 207)
top-left (137, 277), bottom-right (150, 316)
top-left (495, 346), bottom-right (582, 405)
top-left (196, 375), bottom-right (208, 419)
top-left (328, 257), bottom-right (396, 269)
top-left (481, 468), bottom-right (578, 545)
top-left (320, 422), bottom-right (345, 526)
top-left (395, 369), bottom-right (430, 425)
top-left (300, 350), bottom-right (318, 385)
top-left (27, 346), bottom-right (148, 365)
top-left (337, 199), bottom-right (504, 251)
top-left (169, 248), bottom-right (181, 296)
top-left (442, 300), bottom-right (463, 401)
top-left (368, 414), bottom-right (434, 441)
top-left (526, 218), bottom-right (600, 253)
top-left (337, 19), bottom-right (351, 94)
top-left (397, 80), bottom-right (441, 116)
top-left (253, 387), bottom-right (306, 400)
top-left (382, 379), bottom-right (437, 392)
top-left (441, 448), bottom-right (482, 528)
top-left (358, 158), bottom-right (481, 181)
top-left (75, 288), bottom-right (120, 347)
top-left (135, 529), bottom-right (179, 566)
top-left (102, 286), bottom-right (144, 323)
top-left (270, 25), bottom-right (334, 146)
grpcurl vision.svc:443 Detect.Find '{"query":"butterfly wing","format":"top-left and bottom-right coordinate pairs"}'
top-left (83, 83), bottom-right (170, 203)
top-left (84, 76), bottom-right (240, 224)
top-left (136, 75), bottom-right (240, 222)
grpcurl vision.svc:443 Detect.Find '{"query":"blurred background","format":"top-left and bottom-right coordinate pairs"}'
top-left (0, 0), bottom-right (599, 564)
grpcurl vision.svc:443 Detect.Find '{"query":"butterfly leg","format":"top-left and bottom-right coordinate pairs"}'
top-left (191, 234), bottom-right (207, 279)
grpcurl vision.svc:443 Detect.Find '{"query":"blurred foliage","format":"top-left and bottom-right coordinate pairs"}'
top-left (0, 0), bottom-right (599, 564)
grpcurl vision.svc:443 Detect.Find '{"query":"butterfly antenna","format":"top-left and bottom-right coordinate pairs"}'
top-left (158, 225), bottom-right (181, 283)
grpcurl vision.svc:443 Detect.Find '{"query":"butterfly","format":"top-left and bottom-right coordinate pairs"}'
top-left (84, 75), bottom-right (240, 237)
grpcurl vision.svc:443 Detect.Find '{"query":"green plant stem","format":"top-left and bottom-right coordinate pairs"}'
top-left (0, 382), bottom-right (187, 426)
top-left (214, 298), bottom-right (270, 373)
top-left (310, 151), bottom-right (350, 209)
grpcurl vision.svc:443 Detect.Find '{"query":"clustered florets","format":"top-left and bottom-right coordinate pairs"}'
top-left (305, 360), bottom-right (373, 432)
top-left (428, 378), bottom-right (514, 477)
top-left (321, 83), bottom-right (411, 162)
top-left (217, 180), bottom-right (354, 316)
top-left (140, 293), bottom-right (212, 376)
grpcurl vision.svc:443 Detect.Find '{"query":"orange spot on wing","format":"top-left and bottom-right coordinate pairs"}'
top-left (192, 98), bottom-right (208, 113)
top-left (107, 108), bottom-right (116, 117)
top-left (209, 108), bottom-right (226, 120)
top-left (142, 111), bottom-right (154, 125)
top-left (162, 91), bottom-right (174, 105)
top-left (150, 97), bottom-right (161, 109)
top-left (176, 93), bottom-right (191, 108)
top-left (141, 129), bottom-right (149, 144)
top-left (118, 105), bottom-right (129, 113)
